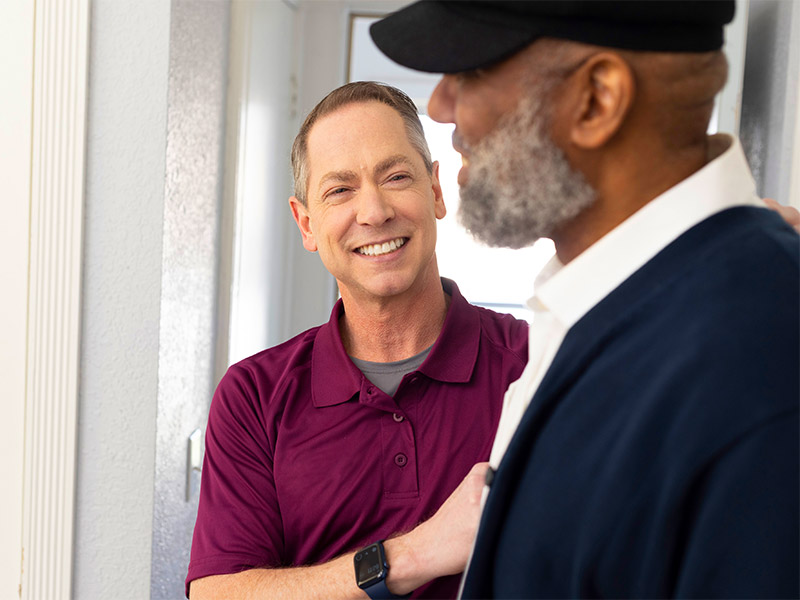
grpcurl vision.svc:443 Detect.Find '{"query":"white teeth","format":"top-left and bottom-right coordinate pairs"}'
top-left (357, 237), bottom-right (406, 256)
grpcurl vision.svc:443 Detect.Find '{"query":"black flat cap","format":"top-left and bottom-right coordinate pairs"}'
top-left (370, 1), bottom-right (735, 74)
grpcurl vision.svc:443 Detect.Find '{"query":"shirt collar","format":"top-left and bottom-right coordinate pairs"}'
top-left (311, 277), bottom-right (480, 407)
top-left (531, 135), bottom-right (761, 329)
top-left (417, 278), bottom-right (481, 383)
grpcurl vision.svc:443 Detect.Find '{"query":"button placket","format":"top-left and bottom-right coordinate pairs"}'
top-left (380, 407), bottom-right (418, 498)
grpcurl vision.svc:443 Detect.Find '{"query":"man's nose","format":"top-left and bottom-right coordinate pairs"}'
top-left (356, 187), bottom-right (395, 227)
top-left (428, 75), bottom-right (456, 124)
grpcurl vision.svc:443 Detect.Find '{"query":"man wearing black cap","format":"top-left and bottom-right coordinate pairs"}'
top-left (371, 1), bottom-right (799, 598)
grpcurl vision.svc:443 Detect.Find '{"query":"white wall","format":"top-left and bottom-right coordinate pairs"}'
top-left (0, 1), bottom-right (34, 597)
top-left (73, 1), bottom-right (171, 597)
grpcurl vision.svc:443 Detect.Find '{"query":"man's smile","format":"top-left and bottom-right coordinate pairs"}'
top-left (355, 237), bottom-right (408, 257)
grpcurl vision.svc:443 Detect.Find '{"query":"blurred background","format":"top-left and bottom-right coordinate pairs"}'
top-left (1, 0), bottom-right (798, 598)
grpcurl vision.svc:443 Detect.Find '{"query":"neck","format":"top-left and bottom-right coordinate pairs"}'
top-left (553, 137), bottom-right (710, 264)
top-left (339, 276), bottom-right (449, 363)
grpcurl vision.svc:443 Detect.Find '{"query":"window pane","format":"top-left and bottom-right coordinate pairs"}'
top-left (423, 116), bottom-right (554, 321)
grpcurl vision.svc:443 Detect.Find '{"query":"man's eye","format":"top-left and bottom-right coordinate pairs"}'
top-left (326, 187), bottom-right (349, 198)
top-left (386, 174), bottom-right (411, 184)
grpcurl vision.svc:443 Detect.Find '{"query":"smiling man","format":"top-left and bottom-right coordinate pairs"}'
top-left (186, 82), bottom-right (528, 599)
top-left (370, 1), bottom-right (800, 598)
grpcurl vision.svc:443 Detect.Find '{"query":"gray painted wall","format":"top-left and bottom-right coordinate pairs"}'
top-left (74, 0), bottom-right (170, 597)
top-left (150, 2), bottom-right (231, 599)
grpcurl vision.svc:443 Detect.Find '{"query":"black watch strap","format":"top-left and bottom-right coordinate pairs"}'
top-left (364, 577), bottom-right (407, 600)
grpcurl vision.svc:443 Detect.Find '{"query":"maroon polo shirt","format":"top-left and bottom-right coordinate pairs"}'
top-left (186, 279), bottom-right (528, 598)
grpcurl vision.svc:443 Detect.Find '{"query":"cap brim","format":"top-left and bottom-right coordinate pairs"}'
top-left (370, 2), bottom-right (537, 74)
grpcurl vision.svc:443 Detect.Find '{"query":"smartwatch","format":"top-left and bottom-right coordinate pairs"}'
top-left (354, 540), bottom-right (410, 599)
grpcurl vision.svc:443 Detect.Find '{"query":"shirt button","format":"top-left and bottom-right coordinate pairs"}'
top-left (394, 453), bottom-right (408, 467)
top-left (367, 386), bottom-right (375, 395)
top-left (392, 413), bottom-right (404, 423)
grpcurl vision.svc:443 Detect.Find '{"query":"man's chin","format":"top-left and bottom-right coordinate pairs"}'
top-left (457, 164), bottom-right (470, 187)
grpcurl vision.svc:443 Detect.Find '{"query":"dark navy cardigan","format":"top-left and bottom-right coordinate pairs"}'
top-left (463, 207), bottom-right (799, 599)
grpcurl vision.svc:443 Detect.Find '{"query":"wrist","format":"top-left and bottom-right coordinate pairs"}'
top-left (355, 540), bottom-right (412, 599)
top-left (382, 531), bottom-right (432, 595)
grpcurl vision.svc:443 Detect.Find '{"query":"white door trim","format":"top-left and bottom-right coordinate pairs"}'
top-left (20, 1), bottom-right (90, 598)
top-left (0, 0), bottom-right (35, 597)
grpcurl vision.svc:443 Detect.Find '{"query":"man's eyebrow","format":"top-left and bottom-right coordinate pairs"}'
top-left (316, 155), bottom-right (416, 193)
top-left (317, 169), bottom-right (358, 192)
top-left (373, 155), bottom-right (415, 177)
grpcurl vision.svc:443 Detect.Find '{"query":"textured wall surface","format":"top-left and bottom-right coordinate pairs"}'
top-left (740, 0), bottom-right (799, 201)
top-left (150, 1), bottom-right (230, 598)
top-left (74, 0), bottom-right (171, 597)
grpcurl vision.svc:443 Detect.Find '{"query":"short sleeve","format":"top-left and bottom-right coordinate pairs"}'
top-left (186, 364), bottom-right (284, 596)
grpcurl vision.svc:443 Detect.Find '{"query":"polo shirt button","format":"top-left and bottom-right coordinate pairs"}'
top-left (394, 453), bottom-right (408, 467)
top-left (367, 386), bottom-right (375, 395)
top-left (392, 413), bottom-right (404, 423)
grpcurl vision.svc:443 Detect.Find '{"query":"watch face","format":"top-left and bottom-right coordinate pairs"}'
top-left (355, 543), bottom-right (386, 588)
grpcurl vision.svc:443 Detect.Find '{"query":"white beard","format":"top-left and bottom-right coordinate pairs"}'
top-left (457, 82), bottom-right (596, 249)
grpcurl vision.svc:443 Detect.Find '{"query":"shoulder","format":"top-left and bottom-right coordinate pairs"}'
top-left (473, 304), bottom-right (529, 364)
top-left (600, 207), bottom-right (799, 342)
top-left (591, 209), bottom-right (799, 446)
top-left (441, 277), bottom-right (530, 363)
top-left (211, 325), bottom-right (322, 422)
top-left (227, 326), bottom-right (321, 383)
top-left (668, 208), bottom-right (798, 332)
top-left (683, 206), bottom-right (799, 282)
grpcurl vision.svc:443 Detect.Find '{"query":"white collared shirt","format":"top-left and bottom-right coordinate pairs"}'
top-left (488, 134), bottom-right (762, 471)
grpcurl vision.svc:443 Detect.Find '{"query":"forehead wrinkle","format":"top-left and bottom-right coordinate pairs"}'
top-left (316, 153), bottom-right (417, 194)
top-left (373, 154), bottom-right (416, 177)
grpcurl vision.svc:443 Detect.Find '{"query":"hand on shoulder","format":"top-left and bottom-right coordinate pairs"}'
top-left (764, 198), bottom-right (800, 233)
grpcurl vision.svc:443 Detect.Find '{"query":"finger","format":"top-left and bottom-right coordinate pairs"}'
top-left (764, 198), bottom-right (800, 228)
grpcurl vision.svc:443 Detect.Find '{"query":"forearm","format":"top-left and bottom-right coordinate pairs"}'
top-left (190, 462), bottom-right (488, 599)
top-left (189, 554), bottom-right (366, 600)
top-left (189, 532), bottom-right (443, 599)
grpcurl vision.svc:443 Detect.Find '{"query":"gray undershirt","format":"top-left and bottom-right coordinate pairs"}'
top-left (350, 344), bottom-right (433, 397)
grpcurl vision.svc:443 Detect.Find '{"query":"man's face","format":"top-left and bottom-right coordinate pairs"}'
top-left (428, 46), bottom-right (595, 248)
top-left (290, 101), bottom-right (446, 302)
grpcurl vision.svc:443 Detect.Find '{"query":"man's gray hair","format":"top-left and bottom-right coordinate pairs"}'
top-left (291, 81), bottom-right (433, 205)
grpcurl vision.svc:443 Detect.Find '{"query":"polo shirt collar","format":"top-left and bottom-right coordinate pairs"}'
top-left (311, 300), bottom-right (364, 408)
top-left (418, 278), bottom-right (481, 383)
top-left (311, 278), bottom-right (481, 408)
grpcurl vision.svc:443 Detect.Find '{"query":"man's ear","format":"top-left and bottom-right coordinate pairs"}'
top-left (564, 52), bottom-right (635, 150)
top-left (430, 160), bottom-right (447, 220)
top-left (288, 196), bottom-right (318, 252)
